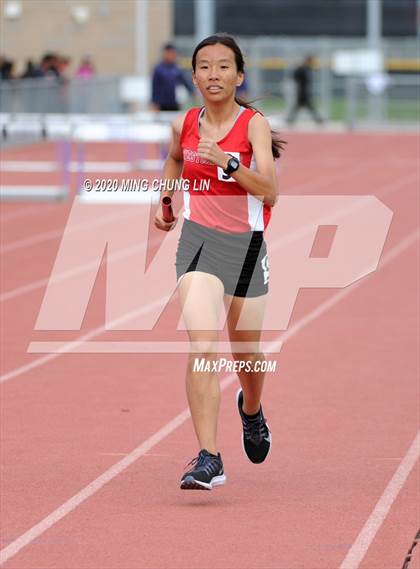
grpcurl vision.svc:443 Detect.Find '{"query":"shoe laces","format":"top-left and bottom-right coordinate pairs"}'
top-left (185, 450), bottom-right (218, 474)
top-left (243, 415), bottom-right (267, 445)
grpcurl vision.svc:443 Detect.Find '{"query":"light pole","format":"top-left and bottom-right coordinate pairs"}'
top-left (135, 0), bottom-right (148, 77)
top-left (195, 0), bottom-right (215, 44)
top-left (366, 0), bottom-right (384, 122)
top-left (367, 0), bottom-right (382, 49)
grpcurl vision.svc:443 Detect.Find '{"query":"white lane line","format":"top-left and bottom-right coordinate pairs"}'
top-left (339, 432), bottom-right (420, 569)
top-left (281, 228), bottom-right (419, 342)
top-left (0, 229), bottom-right (417, 564)
top-left (0, 408), bottom-right (192, 565)
top-left (0, 232), bottom-right (161, 304)
top-left (0, 208), bottom-right (143, 255)
top-left (0, 294), bottom-right (172, 384)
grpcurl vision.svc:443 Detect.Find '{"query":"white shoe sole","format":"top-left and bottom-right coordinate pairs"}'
top-left (236, 387), bottom-right (272, 463)
top-left (180, 474), bottom-right (227, 491)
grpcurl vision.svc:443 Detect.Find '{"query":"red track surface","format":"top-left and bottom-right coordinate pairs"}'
top-left (0, 132), bottom-right (419, 569)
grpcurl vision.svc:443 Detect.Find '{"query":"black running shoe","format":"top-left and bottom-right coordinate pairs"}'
top-left (236, 388), bottom-right (272, 464)
top-left (180, 449), bottom-right (226, 490)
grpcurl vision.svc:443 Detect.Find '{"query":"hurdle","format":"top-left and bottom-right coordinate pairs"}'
top-left (1, 113), bottom-right (173, 202)
top-left (73, 119), bottom-right (171, 204)
top-left (0, 135), bottom-right (71, 202)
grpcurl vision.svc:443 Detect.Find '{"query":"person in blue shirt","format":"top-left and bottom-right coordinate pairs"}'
top-left (236, 76), bottom-right (249, 100)
top-left (151, 43), bottom-right (194, 111)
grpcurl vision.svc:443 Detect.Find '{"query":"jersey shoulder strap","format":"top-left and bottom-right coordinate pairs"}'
top-left (229, 106), bottom-right (262, 136)
top-left (180, 107), bottom-right (202, 145)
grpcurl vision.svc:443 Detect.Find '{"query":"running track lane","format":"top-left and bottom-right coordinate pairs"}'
top-left (0, 132), bottom-right (420, 567)
top-left (0, 228), bottom-right (418, 568)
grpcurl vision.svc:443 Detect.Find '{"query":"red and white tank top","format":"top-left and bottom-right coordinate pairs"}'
top-left (180, 106), bottom-right (271, 233)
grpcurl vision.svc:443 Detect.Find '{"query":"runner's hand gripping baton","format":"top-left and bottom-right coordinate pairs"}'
top-left (161, 196), bottom-right (174, 223)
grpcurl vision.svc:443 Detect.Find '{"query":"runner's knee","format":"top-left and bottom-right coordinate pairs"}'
top-left (231, 351), bottom-right (264, 365)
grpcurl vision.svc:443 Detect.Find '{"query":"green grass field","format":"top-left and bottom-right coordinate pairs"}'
top-left (256, 97), bottom-right (420, 123)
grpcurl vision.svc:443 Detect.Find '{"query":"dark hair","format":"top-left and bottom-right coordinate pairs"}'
top-left (192, 34), bottom-right (285, 159)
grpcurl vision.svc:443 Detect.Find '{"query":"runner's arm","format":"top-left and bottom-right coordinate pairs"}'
top-left (154, 114), bottom-right (185, 231)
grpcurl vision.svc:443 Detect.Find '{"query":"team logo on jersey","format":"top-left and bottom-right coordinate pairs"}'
top-left (183, 149), bottom-right (213, 166)
top-left (217, 152), bottom-right (240, 182)
top-left (260, 254), bottom-right (269, 285)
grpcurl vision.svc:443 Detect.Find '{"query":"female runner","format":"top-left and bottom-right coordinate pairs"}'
top-left (154, 34), bottom-right (283, 490)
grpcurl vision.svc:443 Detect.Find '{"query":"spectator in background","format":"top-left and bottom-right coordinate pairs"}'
top-left (20, 59), bottom-right (43, 79)
top-left (39, 53), bottom-right (61, 78)
top-left (58, 56), bottom-right (72, 80)
top-left (286, 55), bottom-right (323, 125)
top-left (76, 56), bottom-right (95, 79)
top-left (151, 43), bottom-right (193, 111)
top-left (0, 56), bottom-right (15, 80)
top-left (236, 76), bottom-right (249, 100)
